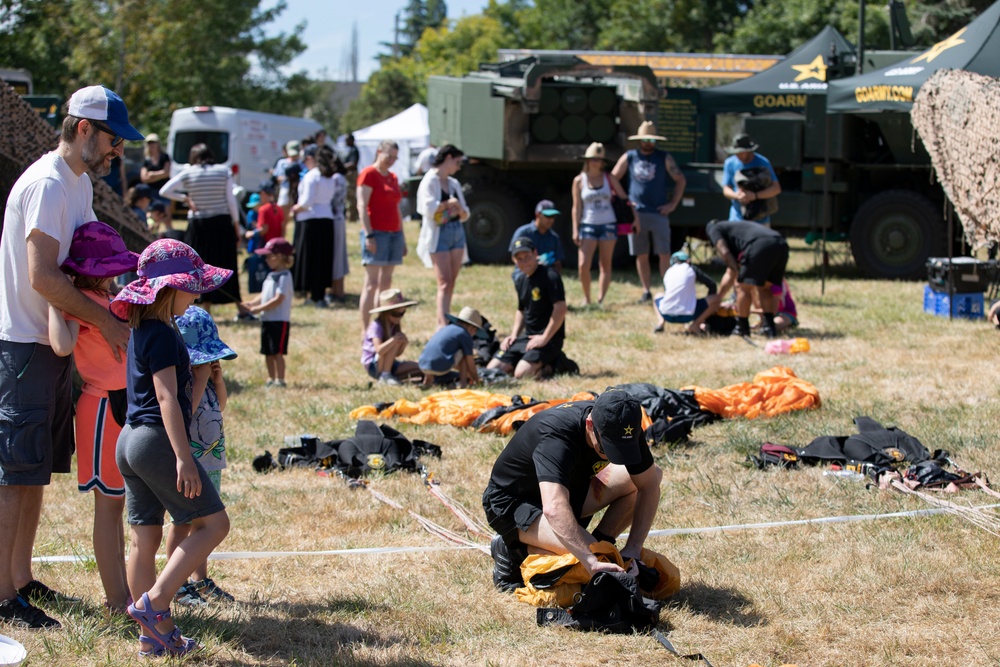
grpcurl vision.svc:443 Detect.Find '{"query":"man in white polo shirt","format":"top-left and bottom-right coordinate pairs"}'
top-left (0, 85), bottom-right (141, 629)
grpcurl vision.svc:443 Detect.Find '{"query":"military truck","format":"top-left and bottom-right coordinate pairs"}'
top-left (425, 56), bottom-right (658, 264)
top-left (423, 48), bottom-right (938, 278)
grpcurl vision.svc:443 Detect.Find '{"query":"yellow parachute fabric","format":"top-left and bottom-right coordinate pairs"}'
top-left (349, 390), bottom-right (527, 427)
top-left (684, 365), bottom-right (820, 420)
top-left (350, 368), bottom-right (815, 429)
top-left (514, 541), bottom-right (681, 608)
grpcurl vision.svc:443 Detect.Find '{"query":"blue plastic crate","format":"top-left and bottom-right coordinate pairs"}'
top-left (923, 285), bottom-right (984, 320)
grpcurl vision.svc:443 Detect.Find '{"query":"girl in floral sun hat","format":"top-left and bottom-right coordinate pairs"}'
top-left (48, 221), bottom-right (138, 617)
top-left (110, 239), bottom-right (231, 657)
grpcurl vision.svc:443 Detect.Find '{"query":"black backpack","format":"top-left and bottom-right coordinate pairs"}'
top-left (536, 571), bottom-right (660, 634)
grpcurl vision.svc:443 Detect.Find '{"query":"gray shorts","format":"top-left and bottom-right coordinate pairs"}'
top-left (0, 341), bottom-right (74, 486)
top-left (629, 211), bottom-right (671, 256)
top-left (116, 423), bottom-right (225, 526)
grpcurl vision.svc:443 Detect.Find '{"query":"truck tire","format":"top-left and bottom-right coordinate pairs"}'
top-left (465, 184), bottom-right (525, 264)
top-left (849, 190), bottom-right (945, 280)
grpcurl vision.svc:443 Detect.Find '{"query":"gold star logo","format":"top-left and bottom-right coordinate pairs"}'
top-left (912, 27), bottom-right (967, 64)
top-left (791, 54), bottom-right (827, 82)
top-left (623, 425), bottom-right (634, 437)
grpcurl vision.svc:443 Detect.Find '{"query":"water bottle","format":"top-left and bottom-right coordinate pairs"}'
top-left (822, 470), bottom-right (865, 481)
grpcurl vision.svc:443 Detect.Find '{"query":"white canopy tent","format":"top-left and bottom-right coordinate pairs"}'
top-left (351, 103), bottom-right (429, 181)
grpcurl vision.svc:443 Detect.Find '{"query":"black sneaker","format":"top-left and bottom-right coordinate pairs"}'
top-left (0, 595), bottom-right (61, 629)
top-left (16, 580), bottom-right (80, 605)
top-left (761, 326), bottom-right (778, 339)
top-left (637, 291), bottom-right (652, 304)
top-left (490, 535), bottom-right (526, 593)
top-left (191, 577), bottom-right (235, 603)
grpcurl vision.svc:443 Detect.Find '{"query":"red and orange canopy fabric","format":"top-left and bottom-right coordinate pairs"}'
top-left (684, 366), bottom-right (820, 420)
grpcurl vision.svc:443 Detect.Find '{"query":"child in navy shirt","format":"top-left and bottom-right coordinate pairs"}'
top-left (419, 306), bottom-right (484, 387)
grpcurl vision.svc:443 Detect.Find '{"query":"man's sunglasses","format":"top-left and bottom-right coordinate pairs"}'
top-left (88, 120), bottom-right (125, 148)
top-left (593, 427), bottom-right (606, 457)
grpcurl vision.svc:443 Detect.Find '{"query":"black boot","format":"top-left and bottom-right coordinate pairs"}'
top-left (733, 317), bottom-right (751, 338)
top-left (490, 535), bottom-right (527, 592)
top-left (761, 313), bottom-right (778, 338)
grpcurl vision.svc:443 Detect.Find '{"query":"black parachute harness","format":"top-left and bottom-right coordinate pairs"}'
top-left (536, 570), bottom-right (715, 665)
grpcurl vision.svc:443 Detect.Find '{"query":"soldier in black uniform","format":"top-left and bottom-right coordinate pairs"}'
top-left (482, 390), bottom-right (663, 591)
top-left (486, 237), bottom-right (567, 379)
top-left (706, 219), bottom-right (789, 338)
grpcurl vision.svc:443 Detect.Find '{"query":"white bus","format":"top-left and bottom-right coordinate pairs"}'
top-left (167, 106), bottom-right (323, 191)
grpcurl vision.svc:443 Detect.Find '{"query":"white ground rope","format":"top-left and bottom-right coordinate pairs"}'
top-left (34, 503), bottom-right (1000, 564)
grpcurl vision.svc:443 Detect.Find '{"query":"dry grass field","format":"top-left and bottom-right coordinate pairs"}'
top-left (6, 225), bottom-right (1000, 666)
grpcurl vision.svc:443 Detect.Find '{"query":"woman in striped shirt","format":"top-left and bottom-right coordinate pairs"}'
top-left (160, 144), bottom-right (242, 310)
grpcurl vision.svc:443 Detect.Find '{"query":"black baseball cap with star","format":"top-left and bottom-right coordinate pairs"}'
top-left (591, 390), bottom-right (643, 466)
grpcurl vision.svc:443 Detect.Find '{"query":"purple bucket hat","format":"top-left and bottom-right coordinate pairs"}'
top-left (111, 239), bottom-right (232, 319)
top-left (61, 221), bottom-right (139, 278)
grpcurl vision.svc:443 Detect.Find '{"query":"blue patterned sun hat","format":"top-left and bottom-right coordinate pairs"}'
top-left (175, 305), bottom-right (237, 365)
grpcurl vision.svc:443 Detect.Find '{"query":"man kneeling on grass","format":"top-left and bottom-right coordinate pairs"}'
top-left (482, 390), bottom-right (663, 591)
top-left (486, 237), bottom-right (566, 380)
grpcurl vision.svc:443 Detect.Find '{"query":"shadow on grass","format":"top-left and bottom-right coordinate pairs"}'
top-left (180, 597), bottom-right (432, 664)
top-left (667, 581), bottom-right (764, 627)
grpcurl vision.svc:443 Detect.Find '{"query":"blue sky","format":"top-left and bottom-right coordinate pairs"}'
top-left (263, 0), bottom-right (490, 82)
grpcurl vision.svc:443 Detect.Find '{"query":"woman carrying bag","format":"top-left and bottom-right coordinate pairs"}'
top-left (571, 142), bottom-right (634, 306)
top-left (415, 144), bottom-right (470, 329)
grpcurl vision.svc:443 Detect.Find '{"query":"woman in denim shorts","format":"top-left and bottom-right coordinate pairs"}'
top-left (358, 140), bottom-right (405, 331)
top-left (571, 142), bottom-right (632, 305)
top-left (415, 144), bottom-right (471, 328)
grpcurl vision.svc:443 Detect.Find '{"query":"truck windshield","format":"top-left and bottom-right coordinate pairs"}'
top-left (172, 131), bottom-right (229, 164)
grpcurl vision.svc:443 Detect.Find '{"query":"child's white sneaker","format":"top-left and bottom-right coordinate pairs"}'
top-left (378, 372), bottom-right (401, 386)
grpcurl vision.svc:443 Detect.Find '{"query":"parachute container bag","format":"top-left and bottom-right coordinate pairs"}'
top-left (536, 571), bottom-right (661, 634)
top-left (530, 83), bottom-right (619, 145)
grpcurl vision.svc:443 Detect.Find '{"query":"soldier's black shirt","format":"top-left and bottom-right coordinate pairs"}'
top-left (487, 400), bottom-right (654, 515)
top-left (514, 265), bottom-right (565, 344)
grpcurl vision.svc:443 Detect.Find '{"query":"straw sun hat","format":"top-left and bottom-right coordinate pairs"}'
top-left (628, 120), bottom-right (667, 141)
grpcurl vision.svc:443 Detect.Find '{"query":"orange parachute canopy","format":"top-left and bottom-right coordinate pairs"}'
top-left (684, 365), bottom-right (820, 419)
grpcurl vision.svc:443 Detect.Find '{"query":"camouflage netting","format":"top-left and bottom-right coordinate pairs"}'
top-left (1, 82), bottom-right (154, 251)
top-left (911, 69), bottom-right (1000, 249)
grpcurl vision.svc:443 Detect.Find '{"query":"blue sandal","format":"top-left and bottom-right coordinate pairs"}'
top-left (128, 593), bottom-right (199, 656)
top-left (138, 635), bottom-right (166, 658)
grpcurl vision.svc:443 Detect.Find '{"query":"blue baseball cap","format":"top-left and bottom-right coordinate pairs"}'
top-left (670, 251), bottom-right (690, 265)
top-left (68, 85), bottom-right (144, 142)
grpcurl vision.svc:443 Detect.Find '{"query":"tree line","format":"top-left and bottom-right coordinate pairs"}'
top-left (1, 0), bottom-right (992, 138)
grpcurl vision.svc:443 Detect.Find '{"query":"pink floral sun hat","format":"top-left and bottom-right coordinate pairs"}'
top-left (61, 221), bottom-right (139, 279)
top-left (111, 239), bottom-right (232, 319)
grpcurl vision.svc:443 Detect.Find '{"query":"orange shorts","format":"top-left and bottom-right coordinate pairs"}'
top-left (76, 391), bottom-right (125, 496)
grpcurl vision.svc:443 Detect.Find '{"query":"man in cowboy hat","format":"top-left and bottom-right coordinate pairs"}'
top-left (612, 121), bottom-right (687, 303)
top-left (1, 85), bottom-right (142, 628)
top-left (722, 133), bottom-right (781, 225)
top-left (487, 237), bottom-right (567, 380)
top-left (482, 389), bottom-right (664, 591)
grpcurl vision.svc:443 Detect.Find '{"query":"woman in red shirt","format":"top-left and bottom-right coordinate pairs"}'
top-left (357, 140), bottom-right (406, 330)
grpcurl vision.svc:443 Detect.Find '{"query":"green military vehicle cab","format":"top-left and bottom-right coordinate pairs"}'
top-left (424, 56), bottom-right (658, 264)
